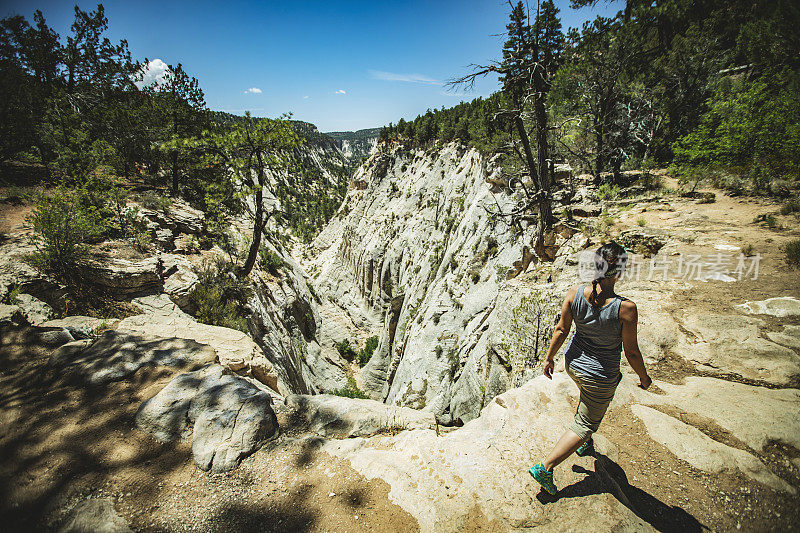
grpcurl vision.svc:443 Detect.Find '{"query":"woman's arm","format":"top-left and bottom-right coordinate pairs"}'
top-left (543, 285), bottom-right (578, 379)
top-left (620, 300), bottom-right (652, 389)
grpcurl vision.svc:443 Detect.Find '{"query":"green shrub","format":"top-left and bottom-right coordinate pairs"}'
top-left (24, 188), bottom-right (103, 282)
top-left (185, 235), bottom-right (200, 254)
top-left (785, 239), bottom-right (800, 268)
top-left (742, 243), bottom-right (755, 256)
top-left (597, 183), bottom-right (620, 201)
top-left (697, 192), bottom-right (716, 204)
top-left (258, 247), bottom-right (286, 276)
top-left (357, 335), bottom-right (379, 366)
top-left (495, 264), bottom-right (508, 280)
top-left (138, 190), bottom-right (173, 211)
top-left (330, 376), bottom-right (369, 399)
top-left (1, 284), bottom-right (21, 305)
top-left (672, 70), bottom-right (800, 192)
top-left (753, 213), bottom-right (780, 229)
top-left (636, 217), bottom-right (647, 227)
top-left (187, 259), bottom-right (252, 332)
top-left (336, 339), bottom-right (358, 361)
top-left (780, 199), bottom-right (800, 215)
top-left (434, 345), bottom-right (443, 358)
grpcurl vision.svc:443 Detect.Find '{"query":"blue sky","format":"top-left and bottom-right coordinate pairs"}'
top-left (3, 0), bottom-right (623, 132)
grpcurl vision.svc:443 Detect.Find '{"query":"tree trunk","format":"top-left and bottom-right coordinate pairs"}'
top-left (514, 114), bottom-right (539, 188)
top-left (532, 90), bottom-right (553, 231)
top-left (171, 150), bottom-right (178, 195)
top-left (171, 108), bottom-right (179, 195)
top-left (239, 150), bottom-right (266, 278)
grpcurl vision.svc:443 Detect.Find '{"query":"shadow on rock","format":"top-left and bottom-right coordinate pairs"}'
top-left (535, 452), bottom-right (706, 533)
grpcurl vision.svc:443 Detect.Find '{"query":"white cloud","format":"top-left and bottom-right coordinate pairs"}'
top-left (244, 87), bottom-right (262, 94)
top-left (134, 58), bottom-right (169, 88)
top-left (369, 69), bottom-right (440, 85)
top-left (303, 95), bottom-right (309, 99)
top-left (335, 89), bottom-right (346, 95)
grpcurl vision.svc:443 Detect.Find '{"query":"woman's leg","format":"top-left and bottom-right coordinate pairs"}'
top-left (543, 430), bottom-right (586, 471)
top-left (542, 369), bottom-right (616, 471)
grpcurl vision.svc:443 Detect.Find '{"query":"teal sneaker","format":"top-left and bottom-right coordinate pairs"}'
top-left (575, 437), bottom-right (594, 457)
top-left (529, 462), bottom-right (557, 495)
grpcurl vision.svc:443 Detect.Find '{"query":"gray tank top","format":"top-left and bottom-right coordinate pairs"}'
top-left (564, 285), bottom-right (624, 383)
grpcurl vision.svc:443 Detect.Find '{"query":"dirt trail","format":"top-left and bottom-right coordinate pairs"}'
top-left (588, 183), bottom-right (800, 531)
top-left (0, 325), bottom-right (418, 532)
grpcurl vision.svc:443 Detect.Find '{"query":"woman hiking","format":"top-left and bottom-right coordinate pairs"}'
top-left (529, 241), bottom-right (652, 495)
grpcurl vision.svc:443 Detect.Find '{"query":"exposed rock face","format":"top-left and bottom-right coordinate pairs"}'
top-left (82, 256), bottom-right (162, 297)
top-left (325, 128), bottom-right (380, 161)
top-left (245, 239), bottom-right (349, 396)
top-left (284, 394), bottom-right (436, 438)
top-left (631, 405), bottom-right (794, 493)
top-left (0, 238), bottom-right (68, 310)
top-left (137, 199), bottom-right (206, 251)
top-left (48, 329), bottom-right (216, 385)
top-left (675, 313), bottom-right (800, 386)
top-left (117, 294), bottom-right (281, 392)
top-left (135, 364), bottom-right (278, 472)
top-left (324, 371), bottom-right (799, 531)
top-left (311, 143), bottom-right (594, 422)
top-left (0, 303), bottom-right (26, 327)
top-left (324, 374), bottom-right (654, 532)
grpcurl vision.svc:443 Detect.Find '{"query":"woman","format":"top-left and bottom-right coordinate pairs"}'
top-left (529, 241), bottom-right (651, 495)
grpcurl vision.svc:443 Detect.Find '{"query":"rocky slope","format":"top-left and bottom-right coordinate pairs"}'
top-left (309, 142), bottom-right (594, 422)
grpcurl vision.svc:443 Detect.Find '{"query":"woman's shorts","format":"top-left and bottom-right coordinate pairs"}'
top-left (566, 365), bottom-right (621, 440)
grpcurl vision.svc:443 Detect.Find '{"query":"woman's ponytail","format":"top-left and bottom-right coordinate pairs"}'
top-left (589, 241), bottom-right (628, 306)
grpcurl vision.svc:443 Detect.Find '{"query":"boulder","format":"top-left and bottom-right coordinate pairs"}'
top-left (735, 297), bottom-right (800, 318)
top-left (41, 316), bottom-right (109, 339)
top-left (0, 303), bottom-right (27, 327)
top-left (48, 330), bottom-right (216, 385)
top-left (165, 201), bottom-right (205, 235)
top-left (138, 200), bottom-right (205, 236)
top-left (135, 364), bottom-right (278, 472)
top-left (15, 292), bottom-right (54, 325)
top-left (285, 394), bottom-right (436, 438)
top-left (82, 256), bottom-right (161, 297)
top-left (37, 327), bottom-right (76, 347)
top-left (618, 229), bottom-right (667, 258)
top-left (162, 266), bottom-right (199, 311)
top-left (58, 497), bottom-right (132, 533)
top-left (118, 294), bottom-right (280, 392)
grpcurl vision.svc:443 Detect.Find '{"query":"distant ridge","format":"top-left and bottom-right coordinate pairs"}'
top-left (324, 128), bottom-right (381, 161)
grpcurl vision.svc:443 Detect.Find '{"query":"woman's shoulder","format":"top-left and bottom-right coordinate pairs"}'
top-left (618, 298), bottom-right (638, 320)
top-left (566, 284), bottom-right (583, 303)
